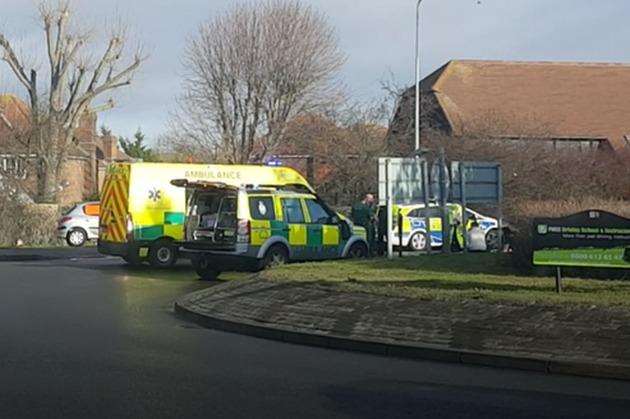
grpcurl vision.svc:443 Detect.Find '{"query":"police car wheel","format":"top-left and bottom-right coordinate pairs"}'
top-left (263, 245), bottom-right (288, 268)
top-left (148, 241), bottom-right (177, 268)
top-left (66, 228), bottom-right (87, 247)
top-left (347, 242), bottom-right (368, 259)
top-left (408, 233), bottom-right (427, 251)
top-left (485, 229), bottom-right (500, 251)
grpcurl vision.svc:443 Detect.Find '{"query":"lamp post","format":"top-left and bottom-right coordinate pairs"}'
top-left (414, 0), bottom-right (424, 152)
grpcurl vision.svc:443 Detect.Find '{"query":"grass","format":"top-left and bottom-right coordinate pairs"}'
top-left (259, 253), bottom-right (630, 308)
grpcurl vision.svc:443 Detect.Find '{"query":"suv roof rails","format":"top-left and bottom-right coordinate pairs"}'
top-left (245, 183), bottom-right (313, 194)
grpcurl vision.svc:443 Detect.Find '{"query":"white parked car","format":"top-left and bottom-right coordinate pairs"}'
top-left (57, 202), bottom-right (100, 247)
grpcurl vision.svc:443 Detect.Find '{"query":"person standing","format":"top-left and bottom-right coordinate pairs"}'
top-left (351, 194), bottom-right (376, 255)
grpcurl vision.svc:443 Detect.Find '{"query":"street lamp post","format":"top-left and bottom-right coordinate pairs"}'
top-left (414, 0), bottom-right (424, 152)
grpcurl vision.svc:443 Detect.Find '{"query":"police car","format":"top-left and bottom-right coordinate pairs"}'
top-left (175, 179), bottom-right (369, 280)
top-left (390, 203), bottom-right (503, 251)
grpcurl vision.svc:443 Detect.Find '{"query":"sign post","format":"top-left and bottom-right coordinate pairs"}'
top-left (386, 159), bottom-right (393, 259)
top-left (422, 159), bottom-right (431, 255)
top-left (438, 149), bottom-right (450, 254)
top-left (458, 160), bottom-right (467, 252)
top-left (379, 157), bottom-right (427, 259)
top-left (451, 161), bottom-right (503, 251)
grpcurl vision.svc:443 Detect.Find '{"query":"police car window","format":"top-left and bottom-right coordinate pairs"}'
top-left (281, 198), bottom-right (305, 223)
top-left (249, 197), bottom-right (275, 220)
top-left (305, 199), bottom-right (330, 224)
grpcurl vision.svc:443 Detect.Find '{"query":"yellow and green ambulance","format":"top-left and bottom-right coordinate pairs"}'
top-left (173, 179), bottom-right (368, 280)
top-left (98, 162), bottom-right (331, 267)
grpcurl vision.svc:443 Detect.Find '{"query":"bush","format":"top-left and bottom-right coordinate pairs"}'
top-left (508, 198), bottom-right (630, 279)
top-left (0, 198), bottom-right (60, 247)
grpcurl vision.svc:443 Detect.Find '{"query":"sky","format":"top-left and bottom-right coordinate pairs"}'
top-left (1, 0), bottom-right (630, 144)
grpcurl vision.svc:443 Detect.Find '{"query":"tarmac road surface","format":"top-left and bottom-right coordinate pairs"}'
top-left (2, 256), bottom-right (630, 419)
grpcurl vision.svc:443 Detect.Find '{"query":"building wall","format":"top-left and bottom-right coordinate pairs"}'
top-left (57, 158), bottom-right (93, 207)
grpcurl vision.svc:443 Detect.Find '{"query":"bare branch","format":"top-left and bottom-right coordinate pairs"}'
top-left (0, 34), bottom-right (33, 92)
top-left (1, 0), bottom-right (144, 203)
top-left (170, 1), bottom-right (344, 164)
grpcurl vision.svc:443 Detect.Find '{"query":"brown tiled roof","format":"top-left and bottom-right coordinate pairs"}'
top-left (418, 60), bottom-right (630, 153)
top-left (0, 94), bottom-right (29, 133)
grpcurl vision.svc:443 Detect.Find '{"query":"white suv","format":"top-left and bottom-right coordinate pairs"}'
top-left (57, 202), bottom-right (100, 247)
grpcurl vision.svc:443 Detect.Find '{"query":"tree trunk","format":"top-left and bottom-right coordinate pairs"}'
top-left (37, 156), bottom-right (59, 203)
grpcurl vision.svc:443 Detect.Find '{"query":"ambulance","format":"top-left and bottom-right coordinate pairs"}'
top-left (173, 178), bottom-right (369, 280)
top-left (98, 163), bottom-right (348, 268)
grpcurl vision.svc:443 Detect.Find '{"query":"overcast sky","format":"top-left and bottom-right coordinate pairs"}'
top-left (1, 0), bottom-right (629, 144)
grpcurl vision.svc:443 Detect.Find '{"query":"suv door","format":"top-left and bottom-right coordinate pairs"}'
top-left (280, 197), bottom-right (307, 260)
top-left (304, 198), bottom-right (339, 259)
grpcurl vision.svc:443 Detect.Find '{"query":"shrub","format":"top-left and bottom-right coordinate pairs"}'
top-left (0, 197), bottom-right (60, 247)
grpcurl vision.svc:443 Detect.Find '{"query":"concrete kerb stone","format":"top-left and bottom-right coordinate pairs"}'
top-left (174, 287), bottom-right (630, 382)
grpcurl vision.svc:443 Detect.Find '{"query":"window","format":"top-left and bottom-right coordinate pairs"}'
top-left (216, 197), bottom-right (237, 228)
top-left (0, 155), bottom-right (27, 179)
top-left (194, 193), bottom-right (222, 228)
top-left (305, 199), bottom-right (331, 224)
top-left (281, 198), bottom-right (305, 224)
top-left (249, 196), bottom-right (275, 220)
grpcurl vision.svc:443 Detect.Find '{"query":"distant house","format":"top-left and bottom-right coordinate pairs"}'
top-left (0, 94), bottom-right (130, 205)
top-left (388, 60), bottom-right (630, 158)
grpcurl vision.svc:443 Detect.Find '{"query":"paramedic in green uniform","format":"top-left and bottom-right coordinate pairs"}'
top-left (351, 194), bottom-right (376, 255)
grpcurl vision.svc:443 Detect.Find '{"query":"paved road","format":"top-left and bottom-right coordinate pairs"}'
top-left (2, 258), bottom-right (630, 419)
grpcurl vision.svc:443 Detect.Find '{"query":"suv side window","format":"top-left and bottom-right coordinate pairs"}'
top-left (249, 196), bottom-right (275, 220)
top-left (305, 199), bottom-right (331, 224)
top-left (281, 198), bottom-right (305, 223)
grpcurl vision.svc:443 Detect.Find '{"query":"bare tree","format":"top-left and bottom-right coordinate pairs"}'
top-left (281, 99), bottom-right (389, 206)
top-left (0, 1), bottom-right (145, 202)
top-left (168, 0), bottom-right (345, 164)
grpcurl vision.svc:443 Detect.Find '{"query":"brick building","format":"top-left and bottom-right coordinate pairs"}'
top-left (388, 60), bottom-right (630, 159)
top-left (0, 94), bottom-right (130, 205)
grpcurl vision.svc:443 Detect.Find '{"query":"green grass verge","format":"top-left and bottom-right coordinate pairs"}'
top-left (259, 254), bottom-right (630, 308)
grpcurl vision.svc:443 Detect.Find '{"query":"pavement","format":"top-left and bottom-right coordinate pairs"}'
top-left (175, 279), bottom-right (630, 381)
top-left (3, 258), bottom-right (630, 418)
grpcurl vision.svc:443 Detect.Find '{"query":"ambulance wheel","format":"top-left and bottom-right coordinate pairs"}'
top-left (66, 228), bottom-right (87, 247)
top-left (148, 240), bottom-right (177, 268)
top-left (122, 249), bottom-right (143, 266)
top-left (347, 242), bottom-right (368, 259)
top-left (191, 255), bottom-right (221, 281)
top-left (408, 233), bottom-right (427, 251)
top-left (262, 244), bottom-right (289, 269)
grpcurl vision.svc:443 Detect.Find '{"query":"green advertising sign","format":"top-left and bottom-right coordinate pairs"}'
top-left (532, 210), bottom-right (630, 269)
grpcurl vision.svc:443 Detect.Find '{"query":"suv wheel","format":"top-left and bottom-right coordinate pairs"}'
top-left (66, 228), bottom-right (87, 247)
top-left (191, 255), bottom-right (221, 281)
top-left (262, 245), bottom-right (289, 269)
top-left (148, 240), bottom-right (177, 268)
top-left (347, 242), bottom-right (368, 258)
